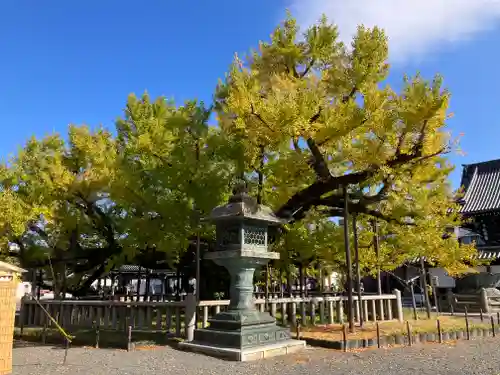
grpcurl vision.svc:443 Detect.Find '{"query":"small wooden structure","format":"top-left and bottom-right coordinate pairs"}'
top-left (0, 261), bottom-right (26, 375)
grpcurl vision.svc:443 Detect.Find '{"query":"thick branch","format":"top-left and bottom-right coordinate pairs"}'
top-left (306, 138), bottom-right (330, 180)
top-left (275, 170), bottom-right (369, 219)
top-left (300, 59), bottom-right (315, 78)
top-left (276, 142), bottom-right (447, 221)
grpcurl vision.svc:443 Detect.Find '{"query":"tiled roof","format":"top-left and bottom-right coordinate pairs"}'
top-left (459, 159), bottom-right (500, 214)
top-left (113, 265), bottom-right (174, 274)
top-left (408, 247), bottom-right (500, 264)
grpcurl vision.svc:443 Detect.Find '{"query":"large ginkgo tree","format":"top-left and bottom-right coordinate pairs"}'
top-left (215, 14), bottom-right (475, 273)
top-left (0, 13), bottom-right (476, 295)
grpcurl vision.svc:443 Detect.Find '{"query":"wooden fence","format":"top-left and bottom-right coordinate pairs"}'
top-left (18, 290), bottom-right (403, 339)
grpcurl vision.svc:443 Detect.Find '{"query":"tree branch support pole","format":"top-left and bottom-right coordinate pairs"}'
top-left (343, 186), bottom-right (355, 333)
top-left (372, 219), bottom-right (383, 321)
top-left (420, 257), bottom-right (432, 319)
top-left (410, 281), bottom-right (418, 320)
top-left (194, 207), bottom-right (202, 303)
top-left (265, 264), bottom-right (270, 309)
top-left (196, 229), bottom-right (201, 303)
top-left (353, 213), bottom-right (363, 327)
top-left (372, 219), bottom-right (382, 295)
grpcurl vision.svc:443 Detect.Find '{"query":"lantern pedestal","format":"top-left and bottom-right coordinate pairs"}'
top-left (180, 250), bottom-right (305, 361)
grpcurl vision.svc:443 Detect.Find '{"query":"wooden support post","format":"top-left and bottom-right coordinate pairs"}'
top-left (372, 220), bottom-right (382, 296)
top-left (63, 338), bottom-right (70, 365)
top-left (343, 186), bottom-right (354, 333)
top-left (410, 282), bottom-right (418, 320)
top-left (376, 322), bottom-right (381, 348)
top-left (491, 315), bottom-right (496, 337)
top-left (465, 307), bottom-right (470, 340)
top-left (127, 325), bottom-right (133, 351)
top-left (353, 214), bottom-right (363, 327)
top-left (437, 319), bottom-right (442, 343)
top-left (406, 321), bottom-right (412, 346)
top-left (342, 324), bottom-right (348, 352)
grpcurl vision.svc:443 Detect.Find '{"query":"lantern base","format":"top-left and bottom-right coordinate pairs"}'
top-left (208, 309), bottom-right (277, 329)
top-left (179, 338), bottom-right (306, 362)
top-left (192, 319), bottom-right (293, 349)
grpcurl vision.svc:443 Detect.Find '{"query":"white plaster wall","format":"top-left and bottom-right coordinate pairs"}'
top-left (428, 268), bottom-right (456, 288)
top-left (15, 282), bottom-right (31, 311)
top-left (323, 272), bottom-right (341, 290)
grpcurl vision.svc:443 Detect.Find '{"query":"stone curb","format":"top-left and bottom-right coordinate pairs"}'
top-left (300, 327), bottom-right (498, 351)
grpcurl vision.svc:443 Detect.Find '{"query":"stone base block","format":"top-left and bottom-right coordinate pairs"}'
top-left (193, 323), bottom-right (291, 349)
top-left (178, 339), bottom-right (306, 361)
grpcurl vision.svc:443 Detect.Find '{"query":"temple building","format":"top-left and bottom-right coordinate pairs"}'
top-left (450, 158), bottom-right (500, 290)
top-left (422, 158), bottom-right (500, 291)
top-left (459, 159), bottom-right (500, 249)
top-left (363, 158), bottom-right (500, 295)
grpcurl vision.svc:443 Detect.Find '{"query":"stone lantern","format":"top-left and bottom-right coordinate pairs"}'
top-left (180, 181), bottom-right (305, 361)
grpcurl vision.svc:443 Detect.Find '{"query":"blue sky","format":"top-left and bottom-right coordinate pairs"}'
top-left (1, 1), bottom-right (499, 188)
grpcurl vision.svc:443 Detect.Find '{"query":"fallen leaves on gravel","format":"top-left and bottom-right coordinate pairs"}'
top-left (134, 345), bottom-right (160, 351)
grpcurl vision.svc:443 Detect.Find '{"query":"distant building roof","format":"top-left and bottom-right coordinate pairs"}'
top-left (113, 265), bottom-right (175, 275)
top-left (408, 246), bottom-right (500, 264)
top-left (459, 159), bottom-right (500, 214)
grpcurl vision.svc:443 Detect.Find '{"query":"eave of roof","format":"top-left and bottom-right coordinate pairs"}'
top-left (0, 260), bottom-right (27, 274)
top-left (459, 159), bottom-right (500, 215)
top-left (407, 246), bottom-right (500, 264)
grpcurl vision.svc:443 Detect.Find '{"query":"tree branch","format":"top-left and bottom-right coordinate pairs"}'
top-left (300, 59), bottom-right (315, 78)
top-left (250, 103), bottom-right (274, 133)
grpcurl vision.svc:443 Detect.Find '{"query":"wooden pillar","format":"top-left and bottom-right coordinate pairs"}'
top-left (279, 268), bottom-right (284, 298)
top-left (162, 274), bottom-right (167, 301)
top-left (31, 269), bottom-right (37, 299)
top-left (145, 270), bottom-right (151, 301)
top-left (37, 269), bottom-right (42, 299)
top-left (137, 266), bottom-right (142, 301)
top-left (299, 265), bottom-right (305, 297)
top-left (265, 264), bottom-right (269, 301)
top-left (287, 264), bottom-right (293, 298)
top-left (176, 267), bottom-right (181, 300)
top-left (110, 273), bottom-right (116, 296)
top-left (372, 219), bottom-right (382, 296)
top-left (269, 266), bottom-right (274, 295)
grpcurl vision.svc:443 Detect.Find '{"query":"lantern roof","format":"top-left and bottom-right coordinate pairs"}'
top-left (210, 181), bottom-right (284, 225)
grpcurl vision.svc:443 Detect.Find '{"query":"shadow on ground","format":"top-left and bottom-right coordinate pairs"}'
top-left (14, 327), bottom-right (182, 351)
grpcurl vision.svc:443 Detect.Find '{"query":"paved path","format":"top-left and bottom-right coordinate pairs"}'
top-left (13, 338), bottom-right (500, 375)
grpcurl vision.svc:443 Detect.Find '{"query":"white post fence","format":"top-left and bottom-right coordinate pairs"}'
top-left (19, 291), bottom-right (403, 340)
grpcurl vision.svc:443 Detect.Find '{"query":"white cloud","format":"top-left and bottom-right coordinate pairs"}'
top-left (289, 0), bottom-right (500, 62)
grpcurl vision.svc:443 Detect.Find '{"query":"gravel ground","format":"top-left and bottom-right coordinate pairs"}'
top-left (12, 338), bottom-right (500, 375)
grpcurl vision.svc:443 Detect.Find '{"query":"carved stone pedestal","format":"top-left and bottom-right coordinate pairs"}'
top-left (179, 251), bottom-right (305, 360)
